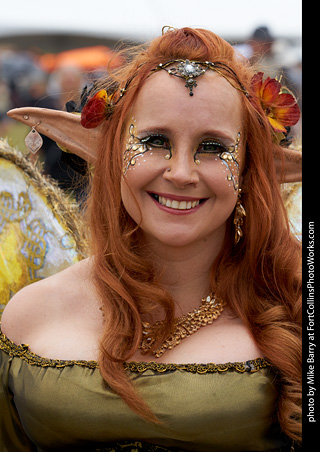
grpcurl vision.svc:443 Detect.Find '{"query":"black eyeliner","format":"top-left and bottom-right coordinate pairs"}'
top-left (138, 134), bottom-right (172, 150)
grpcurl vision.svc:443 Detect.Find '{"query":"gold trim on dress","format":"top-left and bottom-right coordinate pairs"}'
top-left (0, 326), bottom-right (271, 373)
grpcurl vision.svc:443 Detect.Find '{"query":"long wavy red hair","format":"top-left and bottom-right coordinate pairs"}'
top-left (85, 28), bottom-right (302, 442)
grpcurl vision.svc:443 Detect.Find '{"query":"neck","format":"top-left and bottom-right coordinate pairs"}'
top-left (139, 231), bottom-right (224, 314)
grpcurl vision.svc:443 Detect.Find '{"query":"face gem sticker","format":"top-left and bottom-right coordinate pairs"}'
top-left (123, 121), bottom-right (149, 176)
top-left (122, 120), bottom-right (173, 176)
top-left (218, 132), bottom-right (241, 191)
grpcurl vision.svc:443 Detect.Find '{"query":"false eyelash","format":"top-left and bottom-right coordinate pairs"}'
top-left (138, 134), bottom-right (172, 150)
top-left (139, 133), bottom-right (169, 142)
top-left (196, 141), bottom-right (231, 155)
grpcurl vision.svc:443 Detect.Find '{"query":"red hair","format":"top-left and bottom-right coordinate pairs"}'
top-left (85, 28), bottom-right (301, 441)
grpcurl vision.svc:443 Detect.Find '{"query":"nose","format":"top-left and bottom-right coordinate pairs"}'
top-left (163, 151), bottom-right (200, 188)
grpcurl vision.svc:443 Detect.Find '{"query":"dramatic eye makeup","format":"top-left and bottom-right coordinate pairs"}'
top-left (195, 132), bottom-right (241, 191)
top-left (140, 134), bottom-right (171, 150)
top-left (194, 139), bottom-right (232, 166)
top-left (123, 119), bottom-right (241, 191)
top-left (123, 122), bottom-right (172, 175)
top-left (196, 140), bottom-right (229, 155)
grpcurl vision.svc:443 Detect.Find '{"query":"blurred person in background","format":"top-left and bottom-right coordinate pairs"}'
top-left (0, 48), bottom-right (87, 198)
top-left (234, 26), bottom-right (276, 73)
top-left (235, 25), bottom-right (301, 134)
top-left (38, 65), bottom-right (87, 197)
top-left (235, 26), bottom-right (301, 90)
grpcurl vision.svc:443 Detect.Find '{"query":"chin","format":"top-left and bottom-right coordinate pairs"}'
top-left (141, 225), bottom-right (226, 250)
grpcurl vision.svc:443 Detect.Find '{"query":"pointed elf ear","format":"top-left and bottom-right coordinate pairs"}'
top-left (275, 146), bottom-right (302, 183)
top-left (7, 107), bottom-right (102, 164)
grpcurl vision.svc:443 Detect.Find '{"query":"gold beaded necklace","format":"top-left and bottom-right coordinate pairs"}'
top-left (139, 293), bottom-right (225, 358)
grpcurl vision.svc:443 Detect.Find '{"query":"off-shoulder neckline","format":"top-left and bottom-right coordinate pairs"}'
top-left (0, 327), bottom-right (271, 373)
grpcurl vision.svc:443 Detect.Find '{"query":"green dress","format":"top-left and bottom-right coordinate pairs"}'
top-left (0, 327), bottom-right (292, 452)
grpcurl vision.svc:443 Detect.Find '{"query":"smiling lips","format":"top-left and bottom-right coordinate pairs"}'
top-left (150, 193), bottom-right (207, 211)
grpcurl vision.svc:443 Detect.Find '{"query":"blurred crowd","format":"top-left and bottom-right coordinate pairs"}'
top-left (0, 26), bottom-right (302, 193)
top-left (0, 48), bottom-right (107, 196)
top-left (234, 26), bottom-right (302, 106)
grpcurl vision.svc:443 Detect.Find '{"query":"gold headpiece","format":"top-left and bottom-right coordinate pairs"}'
top-left (151, 59), bottom-right (249, 97)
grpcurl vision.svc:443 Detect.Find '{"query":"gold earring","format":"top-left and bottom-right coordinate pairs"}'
top-left (25, 122), bottom-right (43, 154)
top-left (233, 189), bottom-right (246, 245)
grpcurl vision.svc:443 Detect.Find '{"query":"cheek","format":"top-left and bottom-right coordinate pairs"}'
top-left (121, 155), bottom-right (163, 222)
top-left (121, 175), bottom-right (142, 226)
top-left (219, 155), bottom-right (241, 192)
top-left (123, 150), bottom-right (168, 177)
top-left (200, 154), bottom-right (241, 196)
top-left (214, 132), bottom-right (243, 193)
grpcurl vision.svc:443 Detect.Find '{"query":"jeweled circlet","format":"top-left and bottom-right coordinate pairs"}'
top-left (153, 59), bottom-right (249, 97)
top-left (140, 293), bottom-right (225, 358)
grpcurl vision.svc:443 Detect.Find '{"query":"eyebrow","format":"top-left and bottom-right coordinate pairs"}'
top-left (136, 126), bottom-right (171, 136)
top-left (136, 126), bottom-right (238, 145)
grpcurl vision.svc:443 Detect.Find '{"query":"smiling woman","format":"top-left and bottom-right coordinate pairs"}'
top-left (120, 71), bottom-right (243, 248)
top-left (0, 27), bottom-right (301, 451)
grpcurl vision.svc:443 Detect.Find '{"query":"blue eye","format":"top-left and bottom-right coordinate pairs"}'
top-left (140, 135), bottom-right (171, 150)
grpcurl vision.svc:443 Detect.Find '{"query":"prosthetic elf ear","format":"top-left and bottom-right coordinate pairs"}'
top-left (275, 146), bottom-right (302, 183)
top-left (7, 107), bottom-right (101, 164)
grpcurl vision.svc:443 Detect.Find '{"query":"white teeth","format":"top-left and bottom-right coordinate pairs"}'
top-left (157, 195), bottom-right (200, 210)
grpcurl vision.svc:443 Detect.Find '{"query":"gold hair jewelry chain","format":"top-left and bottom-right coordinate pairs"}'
top-left (140, 293), bottom-right (225, 358)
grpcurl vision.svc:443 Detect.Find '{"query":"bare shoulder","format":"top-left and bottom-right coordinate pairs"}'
top-left (1, 258), bottom-right (96, 345)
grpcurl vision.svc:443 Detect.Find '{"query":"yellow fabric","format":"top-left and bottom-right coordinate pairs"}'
top-left (0, 328), bottom-right (291, 452)
top-left (0, 142), bottom-right (87, 315)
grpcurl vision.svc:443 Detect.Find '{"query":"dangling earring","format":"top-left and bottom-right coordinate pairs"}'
top-left (25, 121), bottom-right (43, 154)
top-left (233, 188), bottom-right (246, 245)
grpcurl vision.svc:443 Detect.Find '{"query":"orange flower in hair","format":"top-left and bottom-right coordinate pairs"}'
top-left (80, 89), bottom-right (113, 129)
top-left (251, 72), bottom-right (300, 134)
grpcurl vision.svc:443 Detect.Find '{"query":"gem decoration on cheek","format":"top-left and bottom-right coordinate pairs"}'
top-left (123, 121), bottom-right (150, 176)
top-left (218, 132), bottom-right (241, 191)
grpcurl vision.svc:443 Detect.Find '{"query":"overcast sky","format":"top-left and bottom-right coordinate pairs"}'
top-left (1, 0), bottom-right (302, 41)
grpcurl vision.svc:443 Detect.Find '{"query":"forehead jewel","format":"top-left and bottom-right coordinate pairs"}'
top-left (150, 59), bottom-right (249, 97)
